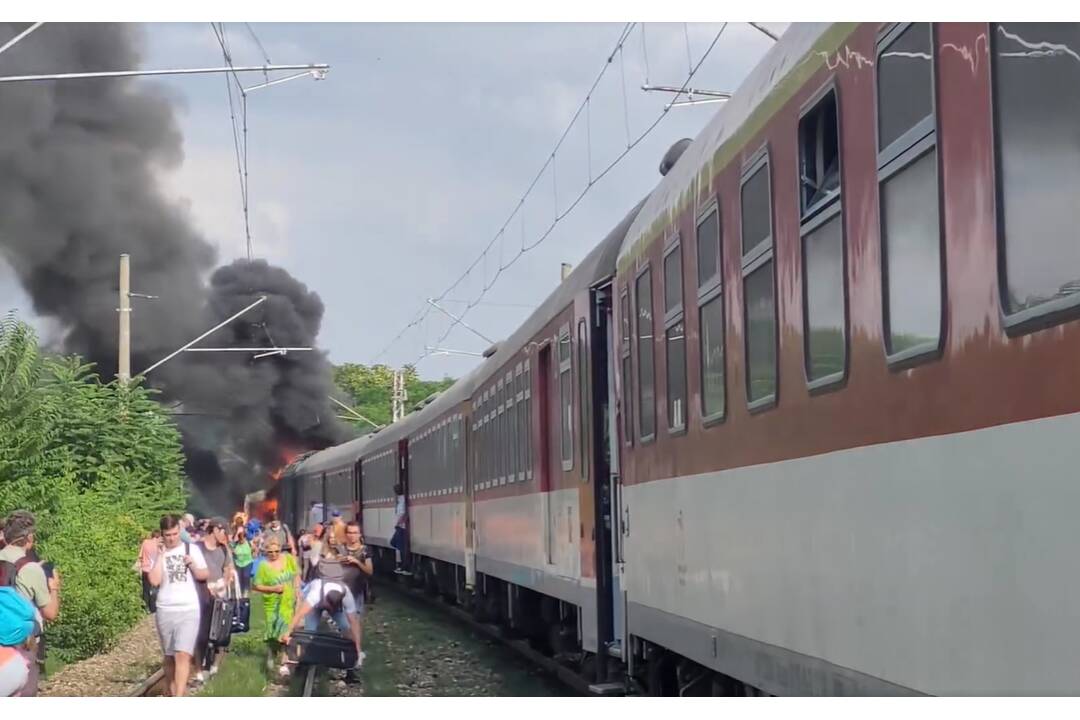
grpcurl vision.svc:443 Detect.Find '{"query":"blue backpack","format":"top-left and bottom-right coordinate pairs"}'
top-left (0, 587), bottom-right (36, 646)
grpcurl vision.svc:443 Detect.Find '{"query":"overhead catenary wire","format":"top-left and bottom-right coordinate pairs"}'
top-left (410, 23), bottom-right (732, 366)
top-left (371, 22), bottom-right (636, 363)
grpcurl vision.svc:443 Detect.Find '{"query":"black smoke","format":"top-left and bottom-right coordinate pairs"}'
top-left (0, 23), bottom-right (351, 510)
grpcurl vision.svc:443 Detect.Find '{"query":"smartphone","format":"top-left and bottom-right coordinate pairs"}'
top-left (42, 562), bottom-right (55, 579)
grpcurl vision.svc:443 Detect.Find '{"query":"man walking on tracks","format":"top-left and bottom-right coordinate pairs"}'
top-left (148, 514), bottom-right (208, 697)
top-left (194, 517), bottom-right (234, 681)
top-left (0, 512), bottom-right (59, 697)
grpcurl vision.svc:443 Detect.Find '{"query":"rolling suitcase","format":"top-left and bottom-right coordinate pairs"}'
top-left (230, 575), bottom-right (250, 634)
top-left (207, 593), bottom-right (236, 648)
top-left (286, 630), bottom-right (358, 669)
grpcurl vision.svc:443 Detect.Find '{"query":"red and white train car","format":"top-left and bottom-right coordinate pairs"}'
top-left (613, 21), bottom-right (1080, 695)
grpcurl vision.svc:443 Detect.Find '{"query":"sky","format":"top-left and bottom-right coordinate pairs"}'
top-left (0, 22), bottom-right (783, 379)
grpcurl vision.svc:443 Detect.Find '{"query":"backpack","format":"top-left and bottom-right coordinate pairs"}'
top-left (0, 556), bottom-right (31, 589)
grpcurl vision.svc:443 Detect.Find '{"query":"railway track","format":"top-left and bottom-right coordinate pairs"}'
top-left (129, 667), bottom-right (167, 697)
top-left (300, 664), bottom-right (318, 697)
top-left (374, 576), bottom-right (603, 696)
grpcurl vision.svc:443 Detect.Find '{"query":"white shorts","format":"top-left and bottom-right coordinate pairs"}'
top-left (155, 606), bottom-right (200, 656)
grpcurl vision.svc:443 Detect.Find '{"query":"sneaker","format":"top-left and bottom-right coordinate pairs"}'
top-left (209, 664), bottom-right (219, 677)
top-left (278, 664), bottom-right (291, 678)
top-left (194, 671), bottom-right (205, 684)
top-left (352, 655), bottom-right (364, 670)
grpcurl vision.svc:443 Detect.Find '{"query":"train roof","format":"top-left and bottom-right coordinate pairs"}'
top-left (291, 432), bottom-right (376, 477)
top-left (617, 22), bottom-right (855, 269)
top-left (476, 198), bottom-right (646, 384)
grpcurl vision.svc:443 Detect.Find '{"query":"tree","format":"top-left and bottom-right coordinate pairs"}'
top-left (0, 312), bottom-right (188, 662)
top-left (333, 363), bottom-right (456, 429)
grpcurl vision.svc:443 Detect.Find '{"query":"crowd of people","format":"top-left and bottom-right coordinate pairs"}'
top-left (139, 507), bottom-right (374, 696)
top-left (0, 500), bottom-right (389, 697)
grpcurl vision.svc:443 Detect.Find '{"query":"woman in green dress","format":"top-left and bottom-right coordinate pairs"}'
top-left (252, 539), bottom-right (300, 678)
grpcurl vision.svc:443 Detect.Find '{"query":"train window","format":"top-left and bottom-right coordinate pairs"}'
top-left (498, 380), bottom-right (507, 484)
top-left (741, 153), bottom-right (777, 409)
top-left (697, 207), bottom-right (720, 290)
top-left (664, 239), bottom-right (683, 314)
top-left (993, 23), bottom-right (1080, 326)
top-left (799, 90), bottom-right (840, 217)
top-left (696, 205), bottom-right (725, 424)
top-left (740, 163), bottom-right (772, 256)
top-left (524, 361), bottom-right (532, 480)
top-left (799, 85), bottom-right (847, 388)
top-left (803, 214), bottom-right (846, 384)
top-left (666, 319), bottom-right (687, 431)
top-left (881, 148), bottom-right (941, 356)
top-left (636, 268), bottom-right (656, 440)
top-left (559, 326), bottom-right (573, 471)
top-left (877, 23), bottom-right (934, 156)
top-left (877, 23), bottom-right (941, 362)
top-left (518, 367), bottom-right (527, 483)
top-left (663, 240), bottom-right (686, 433)
top-left (508, 373), bottom-right (517, 482)
top-left (745, 261), bottom-right (777, 405)
top-left (699, 290), bottom-right (725, 421)
top-left (620, 289), bottom-right (633, 448)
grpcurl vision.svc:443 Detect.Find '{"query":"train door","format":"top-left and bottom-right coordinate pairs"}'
top-left (398, 438), bottom-right (409, 560)
top-left (320, 472), bottom-right (328, 524)
top-left (465, 406), bottom-right (477, 589)
top-left (354, 458), bottom-right (362, 524)
top-left (537, 341), bottom-right (555, 564)
top-left (590, 281), bottom-right (623, 683)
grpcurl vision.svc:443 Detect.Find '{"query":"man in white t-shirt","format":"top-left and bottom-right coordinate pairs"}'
top-left (279, 577), bottom-right (363, 669)
top-left (148, 514), bottom-right (209, 697)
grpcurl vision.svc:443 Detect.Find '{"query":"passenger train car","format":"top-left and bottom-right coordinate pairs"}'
top-left (278, 23), bottom-right (1080, 695)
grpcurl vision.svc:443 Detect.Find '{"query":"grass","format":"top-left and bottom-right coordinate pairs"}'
top-left (199, 585), bottom-right (564, 697)
top-left (198, 593), bottom-right (274, 697)
top-left (43, 653), bottom-right (67, 679)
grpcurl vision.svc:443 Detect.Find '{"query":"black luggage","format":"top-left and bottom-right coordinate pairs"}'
top-left (208, 595), bottom-right (236, 648)
top-left (286, 630), bottom-right (358, 669)
top-left (232, 597), bottom-right (250, 634)
top-left (230, 575), bottom-right (250, 634)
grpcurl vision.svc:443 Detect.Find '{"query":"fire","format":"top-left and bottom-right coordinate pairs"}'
top-left (268, 446), bottom-right (305, 485)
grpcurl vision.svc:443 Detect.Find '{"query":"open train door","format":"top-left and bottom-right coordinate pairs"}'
top-left (589, 280), bottom-right (625, 688)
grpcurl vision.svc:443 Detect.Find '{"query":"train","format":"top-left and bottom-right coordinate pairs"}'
top-left (273, 23), bottom-right (1080, 695)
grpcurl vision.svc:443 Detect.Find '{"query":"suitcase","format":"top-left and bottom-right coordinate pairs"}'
top-left (208, 596), bottom-right (236, 648)
top-left (232, 597), bottom-right (250, 634)
top-left (286, 630), bottom-right (358, 669)
top-left (230, 575), bottom-right (250, 634)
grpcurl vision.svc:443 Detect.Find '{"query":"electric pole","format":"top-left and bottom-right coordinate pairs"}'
top-left (392, 369), bottom-right (408, 422)
top-left (118, 254), bottom-right (131, 385)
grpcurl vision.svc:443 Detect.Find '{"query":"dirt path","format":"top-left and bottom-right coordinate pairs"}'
top-left (39, 614), bottom-right (161, 697)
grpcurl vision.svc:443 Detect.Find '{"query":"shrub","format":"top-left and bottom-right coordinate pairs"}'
top-left (0, 313), bottom-right (189, 662)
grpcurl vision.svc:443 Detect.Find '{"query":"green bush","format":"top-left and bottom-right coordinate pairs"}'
top-left (0, 313), bottom-right (189, 662)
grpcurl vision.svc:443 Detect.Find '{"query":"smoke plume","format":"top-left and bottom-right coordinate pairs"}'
top-left (0, 23), bottom-right (351, 510)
